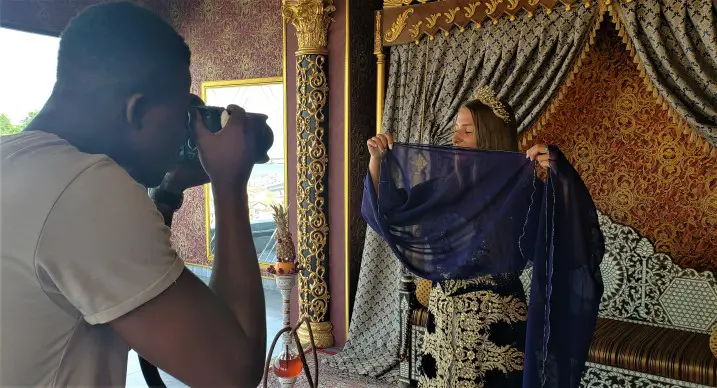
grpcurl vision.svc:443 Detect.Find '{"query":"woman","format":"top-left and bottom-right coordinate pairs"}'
top-left (366, 95), bottom-right (551, 388)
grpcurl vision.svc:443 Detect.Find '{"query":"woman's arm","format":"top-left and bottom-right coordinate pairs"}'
top-left (367, 133), bottom-right (394, 194)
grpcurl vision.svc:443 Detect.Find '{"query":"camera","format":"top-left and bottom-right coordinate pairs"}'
top-left (180, 106), bottom-right (274, 164)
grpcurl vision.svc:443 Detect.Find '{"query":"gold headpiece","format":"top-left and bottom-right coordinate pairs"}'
top-left (472, 86), bottom-right (510, 123)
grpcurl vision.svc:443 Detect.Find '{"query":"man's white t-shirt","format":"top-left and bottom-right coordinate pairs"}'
top-left (1, 131), bottom-right (185, 386)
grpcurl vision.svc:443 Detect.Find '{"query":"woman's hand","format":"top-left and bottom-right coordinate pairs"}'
top-left (526, 144), bottom-right (551, 169)
top-left (367, 133), bottom-right (394, 160)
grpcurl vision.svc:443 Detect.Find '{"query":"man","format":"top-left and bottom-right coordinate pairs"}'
top-left (0, 2), bottom-right (266, 386)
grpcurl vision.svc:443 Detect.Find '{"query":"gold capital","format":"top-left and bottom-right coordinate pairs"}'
top-left (282, 0), bottom-right (336, 55)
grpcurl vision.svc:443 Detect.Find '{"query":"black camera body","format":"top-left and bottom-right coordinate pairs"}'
top-left (180, 106), bottom-right (273, 164)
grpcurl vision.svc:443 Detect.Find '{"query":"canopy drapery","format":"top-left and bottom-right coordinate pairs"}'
top-left (611, 0), bottom-right (717, 149)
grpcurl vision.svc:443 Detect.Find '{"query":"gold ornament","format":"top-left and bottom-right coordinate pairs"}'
top-left (710, 327), bottom-right (717, 358)
top-left (297, 320), bottom-right (334, 349)
top-left (385, 8), bottom-right (414, 43)
top-left (295, 53), bottom-right (333, 347)
top-left (472, 86), bottom-right (510, 123)
top-left (282, 0), bottom-right (336, 54)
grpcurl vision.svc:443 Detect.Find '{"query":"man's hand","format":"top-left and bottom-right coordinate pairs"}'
top-left (159, 160), bottom-right (210, 194)
top-left (194, 105), bottom-right (256, 187)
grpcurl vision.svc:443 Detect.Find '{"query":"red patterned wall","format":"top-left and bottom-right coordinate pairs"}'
top-left (523, 26), bottom-right (717, 271)
top-left (169, 0), bottom-right (283, 266)
top-left (169, 0), bottom-right (283, 95)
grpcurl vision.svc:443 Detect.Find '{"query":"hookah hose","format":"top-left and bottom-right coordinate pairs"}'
top-left (139, 356), bottom-right (166, 388)
top-left (139, 318), bottom-right (318, 387)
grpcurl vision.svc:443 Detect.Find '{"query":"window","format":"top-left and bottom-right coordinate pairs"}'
top-left (0, 28), bottom-right (59, 135)
top-left (202, 78), bottom-right (286, 268)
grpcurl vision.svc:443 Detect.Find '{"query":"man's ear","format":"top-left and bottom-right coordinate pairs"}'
top-left (125, 93), bottom-right (147, 129)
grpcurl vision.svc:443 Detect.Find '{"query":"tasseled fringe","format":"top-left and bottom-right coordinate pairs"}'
top-left (607, 2), bottom-right (716, 158)
top-left (523, 0), bottom-right (717, 158)
top-left (521, 1), bottom-right (605, 147)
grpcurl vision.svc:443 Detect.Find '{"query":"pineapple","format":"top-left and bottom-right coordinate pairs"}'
top-left (270, 204), bottom-right (297, 275)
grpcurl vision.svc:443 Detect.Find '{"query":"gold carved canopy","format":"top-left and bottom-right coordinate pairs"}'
top-left (380, 0), bottom-right (589, 46)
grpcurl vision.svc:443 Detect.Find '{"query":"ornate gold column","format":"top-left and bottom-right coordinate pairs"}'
top-left (283, 0), bottom-right (336, 348)
top-left (374, 10), bottom-right (385, 135)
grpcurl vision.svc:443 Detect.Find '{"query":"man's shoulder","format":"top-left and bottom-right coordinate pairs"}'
top-left (2, 131), bottom-right (143, 197)
top-left (2, 131), bottom-right (111, 182)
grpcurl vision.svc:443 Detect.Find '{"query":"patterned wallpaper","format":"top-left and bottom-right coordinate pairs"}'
top-left (169, 0), bottom-right (283, 95)
top-left (168, 0), bottom-right (283, 266)
top-left (523, 25), bottom-right (717, 271)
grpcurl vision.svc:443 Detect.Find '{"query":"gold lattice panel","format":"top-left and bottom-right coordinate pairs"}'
top-left (415, 278), bottom-right (432, 307)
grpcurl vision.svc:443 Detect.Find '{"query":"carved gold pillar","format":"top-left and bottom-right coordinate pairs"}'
top-left (374, 10), bottom-right (385, 135)
top-left (283, 0), bottom-right (335, 348)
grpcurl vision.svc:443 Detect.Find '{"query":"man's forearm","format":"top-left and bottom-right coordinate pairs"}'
top-left (154, 202), bottom-right (175, 227)
top-left (209, 182), bottom-right (266, 358)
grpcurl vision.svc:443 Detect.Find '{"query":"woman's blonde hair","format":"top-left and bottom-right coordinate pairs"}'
top-left (461, 98), bottom-right (518, 152)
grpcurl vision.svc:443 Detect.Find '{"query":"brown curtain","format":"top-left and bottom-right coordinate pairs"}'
top-left (326, 5), bottom-right (601, 382)
top-left (611, 0), bottom-right (717, 147)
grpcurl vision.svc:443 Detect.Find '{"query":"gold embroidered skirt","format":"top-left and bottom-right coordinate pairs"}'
top-left (418, 274), bottom-right (528, 388)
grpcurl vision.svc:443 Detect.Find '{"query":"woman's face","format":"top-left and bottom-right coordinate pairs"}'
top-left (453, 107), bottom-right (478, 149)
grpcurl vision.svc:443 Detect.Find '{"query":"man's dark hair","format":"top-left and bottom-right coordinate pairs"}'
top-left (56, 1), bottom-right (190, 101)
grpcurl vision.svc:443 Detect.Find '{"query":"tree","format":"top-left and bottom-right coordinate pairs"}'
top-left (0, 110), bottom-right (38, 136)
top-left (0, 114), bottom-right (15, 135)
top-left (17, 111), bottom-right (38, 129)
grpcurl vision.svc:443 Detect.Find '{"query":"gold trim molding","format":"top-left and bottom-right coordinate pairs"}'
top-left (381, 0), bottom-right (589, 46)
top-left (283, 0), bottom-right (336, 54)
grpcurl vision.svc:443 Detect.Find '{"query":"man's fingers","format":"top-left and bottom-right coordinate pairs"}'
top-left (192, 108), bottom-right (212, 140)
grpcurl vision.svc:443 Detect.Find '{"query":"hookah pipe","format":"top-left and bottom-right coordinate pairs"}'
top-left (140, 318), bottom-right (319, 388)
top-left (263, 318), bottom-right (319, 388)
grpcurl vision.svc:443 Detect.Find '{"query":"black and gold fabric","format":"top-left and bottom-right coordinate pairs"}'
top-left (419, 274), bottom-right (528, 388)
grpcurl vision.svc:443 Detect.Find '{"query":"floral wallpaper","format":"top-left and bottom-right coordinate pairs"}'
top-left (169, 0), bottom-right (283, 95)
top-left (169, 0), bottom-right (283, 266)
top-left (523, 26), bottom-right (717, 271)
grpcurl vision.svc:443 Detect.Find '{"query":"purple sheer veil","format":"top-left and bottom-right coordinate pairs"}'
top-left (361, 143), bottom-right (604, 388)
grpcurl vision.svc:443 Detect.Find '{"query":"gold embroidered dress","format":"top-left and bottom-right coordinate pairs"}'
top-left (419, 273), bottom-right (528, 388)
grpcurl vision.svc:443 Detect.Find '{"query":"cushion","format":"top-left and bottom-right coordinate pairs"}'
top-left (589, 318), bottom-right (717, 386)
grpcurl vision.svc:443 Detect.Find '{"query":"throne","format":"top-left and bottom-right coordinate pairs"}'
top-left (397, 212), bottom-right (717, 387)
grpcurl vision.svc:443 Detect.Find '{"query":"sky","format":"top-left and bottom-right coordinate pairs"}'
top-left (0, 28), bottom-right (59, 123)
